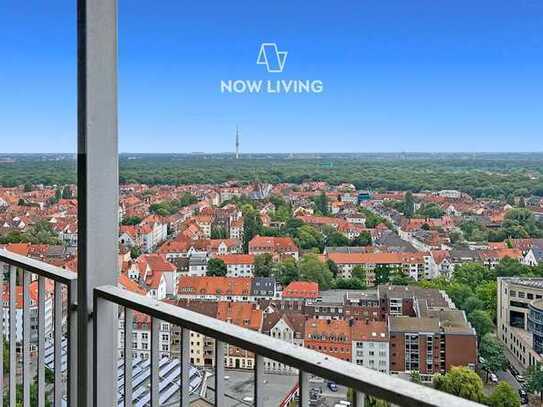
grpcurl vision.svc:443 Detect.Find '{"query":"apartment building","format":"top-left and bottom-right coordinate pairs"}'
top-left (326, 251), bottom-right (438, 283)
top-left (304, 319), bottom-right (352, 362)
top-left (118, 310), bottom-right (170, 360)
top-left (168, 300), bottom-right (218, 367)
top-left (262, 311), bottom-right (306, 373)
top-left (218, 254), bottom-right (255, 277)
top-left (351, 320), bottom-right (389, 374)
top-left (248, 235), bottom-right (299, 261)
top-left (1, 279), bottom-right (54, 350)
top-left (177, 276), bottom-right (252, 302)
top-left (389, 310), bottom-right (476, 382)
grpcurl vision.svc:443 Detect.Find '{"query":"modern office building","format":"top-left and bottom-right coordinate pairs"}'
top-left (497, 277), bottom-right (543, 369)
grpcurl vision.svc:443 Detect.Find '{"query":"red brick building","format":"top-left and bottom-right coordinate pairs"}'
top-left (304, 319), bottom-right (352, 361)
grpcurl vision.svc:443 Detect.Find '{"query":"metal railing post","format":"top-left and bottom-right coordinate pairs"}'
top-left (93, 294), bottom-right (118, 406)
top-left (77, 0), bottom-right (119, 405)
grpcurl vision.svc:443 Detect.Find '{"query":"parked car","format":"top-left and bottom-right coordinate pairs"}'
top-left (489, 373), bottom-right (498, 384)
top-left (518, 388), bottom-right (528, 404)
top-left (509, 366), bottom-right (519, 377)
top-left (328, 381), bottom-right (338, 392)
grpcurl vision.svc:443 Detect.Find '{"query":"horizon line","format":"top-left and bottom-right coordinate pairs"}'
top-left (1, 151), bottom-right (543, 156)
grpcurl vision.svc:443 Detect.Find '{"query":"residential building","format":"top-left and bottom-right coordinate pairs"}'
top-left (219, 254), bottom-right (255, 277)
top-left (248, 235), bottom-right (299, 261)
top-left (351, 320), bottom-right (389, 373)
top-left (389, 311), bottom-right (477, 382)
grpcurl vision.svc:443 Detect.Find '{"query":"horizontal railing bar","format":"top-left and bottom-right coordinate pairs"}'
top-left (95, 285), bottom-right (483, 407)
top-left (0, 249), bottom-right (77, 284)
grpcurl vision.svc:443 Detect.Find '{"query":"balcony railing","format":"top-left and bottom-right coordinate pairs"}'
top-left (94, 284), bottom-right (482, 407)
top-left (2, 246), bottom-right (484, 407)
top-left (0, 248), bottom-right (78, 407)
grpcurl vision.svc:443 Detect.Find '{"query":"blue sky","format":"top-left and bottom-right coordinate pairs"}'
top-left (0, 0), bottom-right (542, 153)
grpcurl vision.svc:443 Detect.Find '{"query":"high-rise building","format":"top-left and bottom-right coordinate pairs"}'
top-left (235, 125), bottom-right (240, 159)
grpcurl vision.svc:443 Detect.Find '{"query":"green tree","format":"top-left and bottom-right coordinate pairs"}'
top-left (130, 246), bottom-right (141, 259)
top-left (51, 187), bottom-right (62, 204)
top-left (352, 231), bottom-right (372, 246)
top-left (503, 208), bottom-right (541, 238)
top-left (347, 389), bottom-right (389, 407)
top-left (374, 264), bottom-right (391, 285)
top-left (23, 182), bottom-right (32, 192)
top-left (526, 363), bottom-right (543, 404)
top-left (453, 263), bottom-right (489, 287)
top-left (326, 259), bottom-right (338, 278)
top-left (242, 205), bottom-right (263, 252)
top-left (122, 216), bottom-right (142, 226)
top-left (410, 370), bottom-right (422, 384)
top-left (388, 271), bottom-right (414, 286)
top-left (254, 253), bottom-right (274, 277)
top-left (479, 334), bottom-right (508, 382)
top-left (468, 310), bottom-right (494, 339)
top-left (313, 192), bottom-right (329, 215)
top-left (417, 203), bottom-right (444, 219)
top-left (488, 382), bottom-right (520, 407)
top-left (475, 281), bottom-right (498, 321)
top-left (10, 220), bottom-right (62, 245)
top-left (177, 192), bottom-right (198, 207)
top-left (210, 225), bottom-right (227, 239)
top-left (273, 257), bottom-right (299, 285)
top-left (2, 382), bottom-right (51, 407)
top-left (433, 366), bottom-right (485, 403)
top-left (333, 278), bottom-right (366, 289)
top-left (404, 192), bottom-right (415, 218)
top-left (272, 206), bottom-right (291, 223)
top-left (326, 231), bottom-right (350, 247)
top-left (284, 218), bottom-right (304, 235)
top-left (295, 224), bottom-right (323, 251)
top-left (299, 254), bottom-right (333, 289)
top-left (207, 258), bottom-right (227, 276)
top-left (352, 265), bottom-right (366, 284)
top-left (463, 296), bottom-right (484, 315)
top-left (449, 230), bottom-right (463, 244)
top-left (494, 258), bottom-right (530, 278)
top-left (447, 283), bottom-right (475, 309)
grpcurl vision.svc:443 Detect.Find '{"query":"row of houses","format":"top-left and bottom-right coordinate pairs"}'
top-left (115, 284), bottom-right (476, 381)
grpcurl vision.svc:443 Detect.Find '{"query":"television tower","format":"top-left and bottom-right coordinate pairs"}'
top-left (235, 125), bottom-right (240, 159)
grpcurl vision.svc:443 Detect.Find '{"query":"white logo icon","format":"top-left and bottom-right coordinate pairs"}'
top-left (257, 43), bottom-right (287, 73)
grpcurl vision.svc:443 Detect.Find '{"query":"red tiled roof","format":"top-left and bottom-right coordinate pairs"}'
top-left (177, 276), bottom-right (252, 296)
top-left (216, 254), bottom-right (255, 265)
top-left (283, 281), bottom-right (319, 299)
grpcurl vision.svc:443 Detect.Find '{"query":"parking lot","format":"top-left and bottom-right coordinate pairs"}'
top-left (203, 369), bottom-right (298, 406)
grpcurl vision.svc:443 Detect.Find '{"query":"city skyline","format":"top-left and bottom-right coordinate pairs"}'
top-left (1, 0), bottom-right (542, 153)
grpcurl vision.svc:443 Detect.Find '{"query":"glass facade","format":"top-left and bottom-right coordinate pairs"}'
top-left (527, 302), bottom-right (543, 354)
